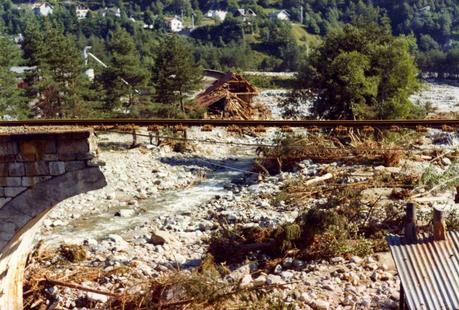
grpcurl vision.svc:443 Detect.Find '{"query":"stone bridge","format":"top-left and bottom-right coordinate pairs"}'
top-left (0, 129), bottom-right (106, 309)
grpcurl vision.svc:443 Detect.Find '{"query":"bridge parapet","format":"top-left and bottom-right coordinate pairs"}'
top-left (0, 131), bottom-right (98, 209)
top-left (0, 129), bottom-right (106, 309)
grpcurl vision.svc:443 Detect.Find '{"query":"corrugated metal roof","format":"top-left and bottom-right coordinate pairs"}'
top-left (387, 231), bottom-right (459, 310)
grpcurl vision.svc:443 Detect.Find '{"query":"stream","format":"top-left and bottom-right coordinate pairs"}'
top-left (41, 157), bottom-right (254, 247)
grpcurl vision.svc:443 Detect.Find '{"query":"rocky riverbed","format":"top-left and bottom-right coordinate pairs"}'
top-left (23, 80), bottom-right (459, 309)
top-left (24, 126), bottom-right (459, 309)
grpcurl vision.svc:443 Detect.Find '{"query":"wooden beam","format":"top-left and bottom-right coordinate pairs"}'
top-left (405, 202), bottom-right (417, 243)
top-left (399, 284), bottom-right (406, 310)
top-left (433, 208), bottom-right (446, 241)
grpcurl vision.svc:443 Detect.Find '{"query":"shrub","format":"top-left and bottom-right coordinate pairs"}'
top-left (173, 141), bottom-right (189, 153)
top-left (272, 223), bottom-right (301, 254)
top-left (420, 162), bottom-right (459, 190)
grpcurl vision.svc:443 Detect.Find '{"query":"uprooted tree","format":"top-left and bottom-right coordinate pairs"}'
top-left (284, 21), bottom-right (424, 120)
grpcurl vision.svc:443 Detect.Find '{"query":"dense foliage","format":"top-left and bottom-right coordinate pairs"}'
top-left (0, 0), bottom-right (458, 119)
top-left (0, 34), bottom-right (27, 118)
top-left (288, 22), bottom-right (423, 120)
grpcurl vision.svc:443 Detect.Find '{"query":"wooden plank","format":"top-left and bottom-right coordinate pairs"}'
top-left (405, 202), bottom-right (417, 243)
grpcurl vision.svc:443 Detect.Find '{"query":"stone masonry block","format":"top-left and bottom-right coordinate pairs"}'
top-left (8, 162), bottom-right (25, 177)
top-left (0, 197), bottom-right (11, 208)
top-left (21, 177), bottom-right (35, 187)
top-left (0, 187), bottom-right (4, 196)
top-left (58, 153), bottom-right (77, 161)
top-left (0, 163), bottom-right (7, 176)
top-left (4, 186), bottom-right (27, 197)
top-left (16, 153), bottom-right (37, 162)
top-left (25, 161), bottom-right (49, 176)
top-left (0, 154), bottom-right (17, 163)
top-left (19, 139), bottom-right (57, 156)
top-left (76, 152), bottom-right (96, 160)
top-left (42, 154), bottom-right (59, 161)
top-left (0, 230), bottom-right (15, 243)
top-left (49, 161), bottom-right (66, 176)
top-left (58, 139), bottom-right (89, 155)
top-left (33, 176), bottom-right (52, 183)
top-left (0, 177), bottom-right (22, 187)
top-left (0, 142), bottom-right (18, 156)
top-left (65, 161), bottom-right (86, 172)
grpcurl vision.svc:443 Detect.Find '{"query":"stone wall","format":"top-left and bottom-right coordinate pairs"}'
top-left (0, 130), bottom-right (106, 309)
top-left (0, 131), bottom-right (98, 209)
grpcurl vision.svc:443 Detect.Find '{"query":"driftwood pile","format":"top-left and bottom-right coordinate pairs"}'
top-left (255, 134), bottom-right (405, 175)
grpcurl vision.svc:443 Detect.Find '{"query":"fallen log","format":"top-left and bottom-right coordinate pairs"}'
top-left (304, 173), bottom-right (333, 186)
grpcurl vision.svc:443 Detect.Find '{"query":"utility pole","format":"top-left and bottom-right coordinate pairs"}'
top-left (83, 46), bottom-right (140, 94)
top-left (191, 12), bottom-right (195, 28)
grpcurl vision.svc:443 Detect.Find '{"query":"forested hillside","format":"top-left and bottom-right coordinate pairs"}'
top-left (0, 0), bottom-right (458, 119)
top-left (1, 0), bottom-right (459, 73)
top-left (0, 0), bottom-right (459, 70)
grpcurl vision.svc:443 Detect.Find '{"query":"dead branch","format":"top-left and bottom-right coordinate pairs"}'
top-left (304, 173), bottom-right (333, 186)
top-left (41, 277), bottom-right (121, 298)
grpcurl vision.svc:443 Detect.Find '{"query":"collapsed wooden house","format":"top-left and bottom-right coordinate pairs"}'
top-left (196, 72), bottom-right (270, 120)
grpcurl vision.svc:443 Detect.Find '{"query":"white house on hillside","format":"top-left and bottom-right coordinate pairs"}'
top-left (234, 8), bottom-right (256, 18)
top-left (32, 2), bottom-right (53, 16)
top-left (269, 10), bottom-right (290, 21)
top-left (101, 7), bottom-right (121, 18)
top-left (167, 16), bottom-right (184, 32)
top-left (234, 8), bottom-right (257, 22)
top-left (75, 5), bottom-right (89, 20)
top-left (206, 9), bottom-right (227, 21)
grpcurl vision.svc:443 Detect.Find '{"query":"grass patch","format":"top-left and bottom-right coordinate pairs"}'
top-left (291, 23), bottom-right (321, 48)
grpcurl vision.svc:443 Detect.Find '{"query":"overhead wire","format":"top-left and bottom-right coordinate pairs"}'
top-left (101, 129), bottom-right (413, 151)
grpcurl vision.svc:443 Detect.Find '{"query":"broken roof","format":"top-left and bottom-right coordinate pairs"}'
top-left (195, 72), bottom-right (265, 119)
top-left (196, 72), bottom-right (257, 107)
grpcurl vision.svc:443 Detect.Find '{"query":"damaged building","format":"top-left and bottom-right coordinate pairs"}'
top-left (196, 72), bottom-right (270, 120)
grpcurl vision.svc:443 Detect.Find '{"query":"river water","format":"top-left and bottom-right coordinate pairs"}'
top-left (42, 157), bottom-right (254, 247)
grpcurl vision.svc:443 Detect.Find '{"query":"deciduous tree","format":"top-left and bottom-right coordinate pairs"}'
top-left (286, 22), bottom-right (423, 120)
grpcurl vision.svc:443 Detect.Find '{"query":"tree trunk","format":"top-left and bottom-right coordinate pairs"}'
top-left (179, 90), bottom-right (184, 112)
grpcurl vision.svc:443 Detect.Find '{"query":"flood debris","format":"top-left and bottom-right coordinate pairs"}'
top-left (256, 133), bottom-right (406, 174)
top-left (196, 72), bottom-right (270, 120)
top-left (22, 125), bottom-right (459, 309)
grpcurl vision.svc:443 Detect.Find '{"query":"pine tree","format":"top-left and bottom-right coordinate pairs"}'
top-left (152, 35), bottom-right (202, 112)
top-left (97, 28), bottom-right (149, 114)
top-left (0, 35), bottom-right (28, 119)
top-left (22, 19), bottom-right (45, 67)
top-left (34, 23), bottom-right (91, 118)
